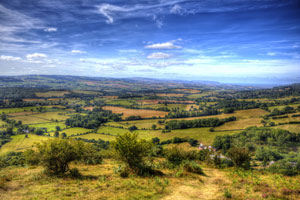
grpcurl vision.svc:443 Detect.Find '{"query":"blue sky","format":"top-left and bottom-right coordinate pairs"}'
top-left (0, 0), bottom-right (299, 85)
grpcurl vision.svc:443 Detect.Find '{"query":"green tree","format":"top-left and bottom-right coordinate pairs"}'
top-left (151, 124), bottom-right (157, 130)
top-left (54, 131), bottom-right (59, 138)
top-left (61, 132), bottom-right (67, 138)
top-left (34, 139), bottom-right (86, 175)
top-left (227, 147), bottom-right (251, 169)
top-left (128, 125), bottom-right (138, 132)
top-left (55, 126), bottom-right (61, 131)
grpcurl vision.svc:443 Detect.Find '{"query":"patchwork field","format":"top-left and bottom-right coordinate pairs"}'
top-left (102, 106), bottom-right (168, 118)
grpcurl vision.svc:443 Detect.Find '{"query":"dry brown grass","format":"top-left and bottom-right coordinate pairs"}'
top-left (103, 106), bottom-right (168, 119)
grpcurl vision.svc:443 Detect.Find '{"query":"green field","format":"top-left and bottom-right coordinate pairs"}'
top-left (29, 122), bottom-right (67, 132)
top-left (75, 126), bottom-right (240, 145)
top-left (58, 127), bottom-right (92, 136)
top-left (0, 134), bottom-right (50, 155)
top-left (0, 107), bottom-right (37, 114)
top-left (33, 111), bottom-right (70, 121)
top-left (8, 115), bottom-right (51, 124)
top-left (105, 99), bottom-right (136, 106)
top-left (106, 119), bottom-right (164, 129)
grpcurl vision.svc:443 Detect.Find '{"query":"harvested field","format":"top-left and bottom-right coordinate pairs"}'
top-left (35, 91), bottom-right (70, 98)
top-left (23, 98), bottom-right (46, 102)
top-left (156, 93), bottom-right (186, 97)
top-left (174, 89), bottom-right (201, 93)
top-left (137, 100), bottom-right (194, 105)
top-left (7, 111), bottom-right (35, 116)
top-left (83, 107), bottom-right (95, 111)
top-left (102, 106), bottom-right (168, 119)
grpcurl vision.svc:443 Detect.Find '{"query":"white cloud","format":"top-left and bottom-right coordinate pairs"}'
top-left (145, 42), bottom-right (181, 49)
top-left (147, 52), bottom-right (172, 59)
top-left (0, 55), bottom-right (21, 61)
top-left (170, 5), bottom-right (183, 15)
top-left (97, 1), bottom-right (187, 24)
top-left (118, 49), bottom-right (138, 53)
top-left (26, 53), bottom-right (47, 60)
top-left (44, 27), bottom-right (57, 32)
top-left (71, 50), bottom-right (86, 54)
top-left (155, 19), bottom-right (163, 28)
top-left (267, 52), bottom-right (276, 56)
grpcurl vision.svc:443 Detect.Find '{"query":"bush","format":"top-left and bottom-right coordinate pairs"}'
top-left (112, 132), bottom-right (153, 174)
top-left (188, 138), bottom-right (198, 147)
top-left (128, 125), bottom-right (138, 132)
top-left (0, 152), bottom-right (25, 168)
top-left (182, 160), bottom-right (204, 175)
top-left (268, 160), bottom-right (300, 176)
top-left (34, 139), bottom-right (91, 175)
top-left (227, 147), bottom-right (251, 170)
top-left (69, 168), bottom-right (82, 178)
top-left (114, 165), bottom-right (129, 178)
top-left (24, 149), bottom-right (40, 165)
top-left (164, 147), bottom-right (197, 166)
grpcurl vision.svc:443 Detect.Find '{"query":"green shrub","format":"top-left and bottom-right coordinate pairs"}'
top-left (227, 147), bottom-right (251, 170)
top-left (0, 152), bottom-right (25, 168)
top-left (34, 139), bottom-right (91, 175)
top-left (182, 160), bottom-right (204, 175)
top-left (165, 147), bottom-right (198, 166)
top-left (224, 189), bottom-right (232, 199)
top-left (24, 149), bottom-right (40, 166)
top-left (112, 132), bottom-right (153, 174)
top-left (114, 165), bottom-right (129, 178)
top-left (69, 168), bottom-right (82, 178)
top-left (268, 160), bottom-right (300, 176)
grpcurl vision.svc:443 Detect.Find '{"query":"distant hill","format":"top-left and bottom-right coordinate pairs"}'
top-left (0, 75), bottom-right (255, 91)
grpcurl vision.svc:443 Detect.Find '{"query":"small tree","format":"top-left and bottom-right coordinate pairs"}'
top-left (54, 131), bottom-right (59, 138)
top-left (55, 126), bottom-right (61, 131)
top-left (35, 139), bottom-right (85, 175)
top-left (128, 125), bottom-right (138, 132)
top-left (151, 124), bottom-right (157, 130)
top-left (188, 138), bottom-right (198, 147)
top-left (152, 137), bottom-right (160, 144)
top-left (112, 132), bottom-right (153, 172)
top-left (61, 132), bottom-right (67, 138)
top-left (227, 147), bottom-right (251, 169)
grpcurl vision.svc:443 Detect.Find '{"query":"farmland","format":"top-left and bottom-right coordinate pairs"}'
top-left (102, 106), bottom-right (168, 119)
top-left (0, 76), bottom-right (300, 199)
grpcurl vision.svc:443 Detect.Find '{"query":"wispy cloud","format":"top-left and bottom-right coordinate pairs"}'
top-left (145, 42), bottom-right (181, 49)
top-left (0, 55), bottom-right (21, 61)
top-left (147, 52), bottom-right (172, 59)
top-left (26, 53), bottom-right (47, 60)
top-left (96, 1), bottom-right (187, 25)
top-left (44, 27), bottom-right (57, 32)
top-left (71, 50), bottom-right (86, 54)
